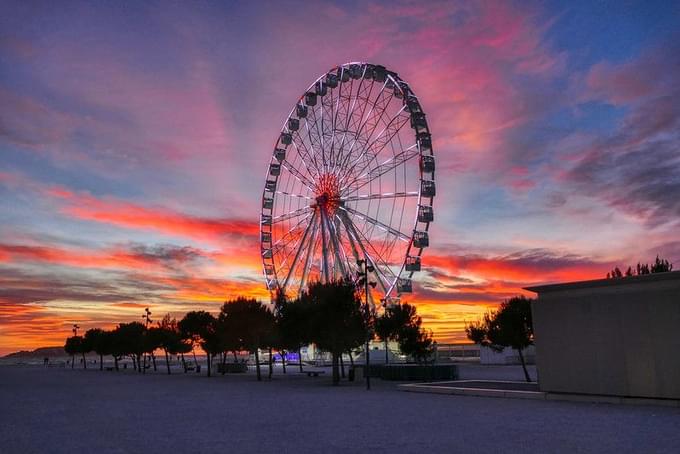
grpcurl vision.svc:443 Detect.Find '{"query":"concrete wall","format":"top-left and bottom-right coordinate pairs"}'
top-left (480, 345), bottom-right (535, 365)
top-left (528, 271), bottom-right (680, 399)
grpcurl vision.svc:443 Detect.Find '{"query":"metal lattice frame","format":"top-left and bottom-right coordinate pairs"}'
top-left (260, 62), bottom-right (435, 301)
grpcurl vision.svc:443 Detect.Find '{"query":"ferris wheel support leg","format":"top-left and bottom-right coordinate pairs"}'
top-left (283, 210), bottom-right (317, 291)
top-left (320, 208), bottom-right (331, 283)
top-left (298, 217), bottom-right (318, 296)
top-left (325, 211), bottom-right (348, 279)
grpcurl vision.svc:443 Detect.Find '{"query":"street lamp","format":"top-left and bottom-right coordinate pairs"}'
top-left (142, 308), bottom-right (152, 373)
top-left (357, 258), bottom-right (376, 390)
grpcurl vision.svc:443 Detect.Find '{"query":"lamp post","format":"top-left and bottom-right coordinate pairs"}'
top-left (142, 308), bottom-right (152, 373)
top-left (72, 324), bottom-right (79, 336)
top-left (357, 258), bottom-right (376, 391)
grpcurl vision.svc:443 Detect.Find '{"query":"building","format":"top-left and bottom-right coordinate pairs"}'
top-left (526, 271), bottom-right (680, 400)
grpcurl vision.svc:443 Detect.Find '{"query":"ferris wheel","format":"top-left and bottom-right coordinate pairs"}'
top-left (260, 62), bottom-right (435, 302)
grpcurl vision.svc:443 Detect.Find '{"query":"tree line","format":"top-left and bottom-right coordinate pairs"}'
top-left (64, 279), bottom-right (433, 385)
top-left (607, 255), bottom-right (673, 279)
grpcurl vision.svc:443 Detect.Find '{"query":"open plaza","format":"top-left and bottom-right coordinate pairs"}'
top-left (1, 364), bottom-right (679, 453)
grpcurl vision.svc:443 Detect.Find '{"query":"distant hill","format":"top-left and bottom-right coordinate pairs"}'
top-left (2, 346), bottom-right (66, 359)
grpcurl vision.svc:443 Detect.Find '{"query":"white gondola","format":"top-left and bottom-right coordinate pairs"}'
top-left (274, 148), bottom-right (286, 162)
top-left (262, 197), bottom-right (273, 210)
top-left (280, 132), bottom-right (292, 145)
top-left (305, 91), bottom-right (317, 106)
top-left (421, 180), bottom-right (436, 197)
top-left (269, 163), bottom-right (281, 176)
top-left (261, 232), bottom-right (272, 243)
top-left (265, 179), bottom-right (277, 192)
top-left (287, 118), bottom-right (299, 131)
top-left (420, 155), bottom-right (435, 173)
top-left (261, 214), bottom-right (272, 225)
top-left (296, 103), bottom-right (308, 118)
top-left (397, 278), bottom-right (412, 293)
top-left (315, 81), bottom-right (327, 97)
top-left (418, 205), bottom-right (434, 223)
top-left (325, 73), bottom-right (338, 88)
top-left (405, 256), bottom-right (421, 272)
top-left (413, 231), bottom-right (429, 248)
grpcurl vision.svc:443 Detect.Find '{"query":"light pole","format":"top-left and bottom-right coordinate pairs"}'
top-left (142, 308), bottom-right (152, 373)
top-left (357, 258), bottom-right (376, 390)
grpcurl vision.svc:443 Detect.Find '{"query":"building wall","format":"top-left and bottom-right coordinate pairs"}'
top-left (529, 272), bottom-right (680, 399)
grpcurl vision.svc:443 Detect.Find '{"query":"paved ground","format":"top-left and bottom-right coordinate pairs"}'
top-left (1, 365), bottom-right (679, 453)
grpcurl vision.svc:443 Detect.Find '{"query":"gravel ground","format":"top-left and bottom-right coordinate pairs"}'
top-left (1, 365), bottom-right (679, 453)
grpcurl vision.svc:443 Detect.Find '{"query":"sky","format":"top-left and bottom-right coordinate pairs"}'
top-left (1, 0), bottom-right (679, 354)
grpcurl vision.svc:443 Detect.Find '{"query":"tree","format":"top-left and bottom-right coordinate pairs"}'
top-left (466, 296), bottom-right (534, 382)
top-left (220, 298), bottom-right (276, 381)
top-left (179, 311), bottom-right (218, 377)
top-left (607, 255), bottom-right (673, 278)
top-left (155, 314), bottom-right (189, 375)
top-left (302, 279), bottom-right (366, 385)
top-left (274, 289), bottom-right (312, 373)
top-left (376, 302), bottom-right (429, 364)
top-left (84, 328), bottom-right (108, 371)
top-left (64, 336), bottom-right (83, 369)
top-left (116, 322), bottom-right (146, 373)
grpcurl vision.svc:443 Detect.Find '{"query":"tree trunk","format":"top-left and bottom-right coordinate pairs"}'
top-left (518, 348), bottom-right (531, 382)
top-left (82, 352), bottom-right (87, 369)
top-left (349, 351), bottom-right (354, 367)
top-left (385, 340), bottom-right (389, 364)
top-left (151, 352), bottom-right (157, 372)
top-left (281, 351), bottom-right (286, 374)
top-left (164, 350), bottom-right (171, 375)
top-left (181, 353), bottom-right (187, 373)
top-left (71, 355), bottom-right (74, 369)
top-left (138, 354), bottom-right (143, 373)
top-left (332, 352), bottom-right (340, 385)
top-left (298, 347), bottom-right (303, 372)
top-left (233, 351), bottom-right (238, 363)
top-left (142, 353), bottom-right (146, 374)
top-left (99, 354), bottom-right (103, 371)
top-left (340, 355), bottom-right (345, 378)
top-left (131, 355), bottom-right (136, 371)
top-left (254, 349), bottom-right (261, 381)
top-left (192, 349), bottom-right (198, 368)
top-left (114, 356), bottom-right (119, 371)
top-left (268, 347), bottom-right (273, 379)
top-left (206, 350), bottom-right (211, 377)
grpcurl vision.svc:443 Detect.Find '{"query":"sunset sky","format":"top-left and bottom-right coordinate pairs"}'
top-left (1, 0), bottom-right (679, 354)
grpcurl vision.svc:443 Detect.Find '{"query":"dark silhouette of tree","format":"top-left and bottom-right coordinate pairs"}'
top-left (301, 279), bottom-right (366, 385)
top-left (155, 314), bottom-right (189, 375)
top-left (84, 328), bottom-right (108, 371)
top-left (607, 255), bottom-right (673, 278)
top-left (179, 311), bottom-right (218, 377)
top-left (64, 336), bottom-right (83, 369)
top-left (116, 322), bottom-right (146, 373)
top-left (375, 302), bottom-right (430, 363)
top-left (274, 289), bottom-right (312, 373)
top-left (220, 298), bottom-right (275, 381)
top-left (466, 296), bottom-right (534, 382)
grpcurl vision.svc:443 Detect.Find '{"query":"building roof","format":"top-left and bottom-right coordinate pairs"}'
top-left (524, 270), bottom-right (680, 294)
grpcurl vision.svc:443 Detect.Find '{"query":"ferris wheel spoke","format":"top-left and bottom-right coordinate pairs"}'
top-left (280, 160), bottom-right (316, 192)
top-left (274, 191), bottom-right (312, 200)
top-left (272, 206), bottom-right (312, 224)
top-left (335, 79), bottom-right (386, 177)
top-left (323, 209), bottom-right (348, 278)
top-left (338, 106), bottom-right (411, 188)
top-left (342, 144), bottom-right (419, 194)
top-left (271, 212), bottom-right (313, 251)
top-left (340, 206), bottom-right (411, 242)
top-left (290, 133), bottom-right (321, 178)
top-left (341, 191), bottom-right (419, 202)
